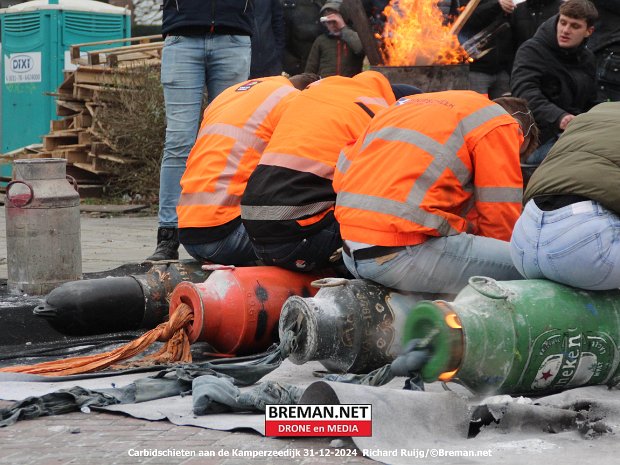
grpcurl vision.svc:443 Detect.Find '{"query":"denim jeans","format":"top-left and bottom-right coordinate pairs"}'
top-left (158, 34), bottom-right (251, 228)
top-left (182, 223), bottom-right (258, 266)
top-left (252, 221), bottom-right (342, 272)
top-left (343, 233), bottom-right (523, 294)
top-left (525, 136), bottom-right (557, 165)
top-left (510, 200), bottom-right (620, 290)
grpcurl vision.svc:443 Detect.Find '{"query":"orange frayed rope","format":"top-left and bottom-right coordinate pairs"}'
top-left (0, 304), bottom-right (194, 376)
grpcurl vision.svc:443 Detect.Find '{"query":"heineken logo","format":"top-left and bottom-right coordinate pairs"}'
top-left (526, 329), bottom-right (618, 392)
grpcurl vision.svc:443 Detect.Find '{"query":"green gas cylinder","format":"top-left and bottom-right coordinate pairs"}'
top-left (403, 276), bottom-right (620, 396)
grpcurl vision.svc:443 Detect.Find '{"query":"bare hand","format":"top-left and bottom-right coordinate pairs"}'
top-left (559, 114), bottom-right (575, 130)
top-left (322, 13), bottom-right (346, 30)
top-left (499, 0), bottom-right (515, 13)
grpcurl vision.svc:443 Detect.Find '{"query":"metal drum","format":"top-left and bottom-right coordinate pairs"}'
top-left (370, 64), bottom-right (470, 93)
top-left (5, 158), bottom-right (81, 295)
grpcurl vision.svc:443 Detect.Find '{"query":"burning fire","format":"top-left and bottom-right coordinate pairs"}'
top-left (379, 0), bottom-right (468, 66)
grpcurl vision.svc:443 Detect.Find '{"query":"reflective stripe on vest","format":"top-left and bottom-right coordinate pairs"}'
top-left (259, 152), bottom-right (335, 180)
top-left (178, 85), bottom-right (296, 208)
top-left (336, 149), bottom-right (352, 175)
top-left (241, 200), bottom-right (335, 221)
top-left (337, 104), bottom-right (516, 236)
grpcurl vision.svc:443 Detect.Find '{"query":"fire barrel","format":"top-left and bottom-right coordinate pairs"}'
top-left (371, 64), bottom-right (470, 93)
top-left (403, 276), bottom-right (620, 396)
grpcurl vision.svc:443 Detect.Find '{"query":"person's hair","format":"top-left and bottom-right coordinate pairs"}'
top-left (559, 0), bottom-right (598, 27)
top-left (288, 73), bottom-right (321, 90)
top-left (493, 96), bottom-right (540, 161)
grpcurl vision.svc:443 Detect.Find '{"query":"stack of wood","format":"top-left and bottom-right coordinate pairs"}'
top-left (32, 35), bottom-right (163, 195)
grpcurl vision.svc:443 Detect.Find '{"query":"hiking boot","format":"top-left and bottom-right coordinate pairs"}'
top-left (145, 227), bottom-right (179, 261)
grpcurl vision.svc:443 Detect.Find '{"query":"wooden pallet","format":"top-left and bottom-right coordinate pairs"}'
top-left (70, 35), bottom-right (163, 68)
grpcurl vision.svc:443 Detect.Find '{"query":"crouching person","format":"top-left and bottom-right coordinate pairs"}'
top-left (510, 102), bottom-right (620, 290)
top-left (240, 70), bottom-right (421, 272)
top-left (177, 73), bottom-right (319, 265)
top-left (334, 91), bottom-right (539, 294)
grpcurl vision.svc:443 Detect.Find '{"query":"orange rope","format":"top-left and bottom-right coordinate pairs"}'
top-left (0, 304), bottom-right (194, 376)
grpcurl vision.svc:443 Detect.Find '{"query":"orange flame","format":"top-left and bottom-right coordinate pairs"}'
top-left (438, 368), bottom-right (458, 381)
top-left (445, 313), bottom-right (462, 329)
top-left (380, 0), bottom-right (468, 66)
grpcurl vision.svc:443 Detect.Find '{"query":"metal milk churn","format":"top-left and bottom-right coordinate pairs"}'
top-left (280, 278), bottom-right (436, 374)
top-left (403, 276), bottom-right (620, 396)
top-left (5, 158), bottom-right (82, 295)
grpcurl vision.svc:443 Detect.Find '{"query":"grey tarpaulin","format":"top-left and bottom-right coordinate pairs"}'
top-left (1, 363), bottom-right (620, 464)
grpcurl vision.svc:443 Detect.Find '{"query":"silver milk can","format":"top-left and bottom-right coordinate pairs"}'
top-left (5, 158), bottom-right (82, 295)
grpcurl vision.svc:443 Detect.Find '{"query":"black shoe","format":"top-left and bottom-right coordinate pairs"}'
top-left (145, 227), bottom-right (179, 261)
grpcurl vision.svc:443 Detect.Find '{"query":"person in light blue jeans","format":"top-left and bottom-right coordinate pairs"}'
top-left (511, 200), bottom-right (620, 290)
top-left (147, 1), bottom-right (253, 261)
top-left (510, 101), bottom-right (620, 290)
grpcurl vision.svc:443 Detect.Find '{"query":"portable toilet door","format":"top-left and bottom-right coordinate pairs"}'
top-left (0, 0), bottom-right (130, 153)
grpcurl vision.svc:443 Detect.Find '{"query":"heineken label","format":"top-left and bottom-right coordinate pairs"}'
top-left (523, 328), bottom-right (619, 392)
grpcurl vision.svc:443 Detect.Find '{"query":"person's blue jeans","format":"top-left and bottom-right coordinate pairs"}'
top-left (251, 220), bottom-right (342, 272)
top-left (525, 136), bottom-right (557, 166)
top-left (343, 233), bottom-right (523, 294)
top-left (182, 223), bottom-right (258, 266)
top-left (510, 200), bottom-right (620, 290)
top-left (158, 34), bottom-right (251, 228)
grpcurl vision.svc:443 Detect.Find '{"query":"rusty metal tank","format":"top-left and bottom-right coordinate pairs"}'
top-left (5, 158), bottom-right (81, 295)
top-left (371, 64), bottom-right (470, 93)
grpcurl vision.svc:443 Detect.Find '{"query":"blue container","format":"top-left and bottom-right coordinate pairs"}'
top-left (0, 0), bottom-right (130, 153)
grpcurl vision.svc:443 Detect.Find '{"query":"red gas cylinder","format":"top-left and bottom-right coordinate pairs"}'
top-left (169, 267), bottom-right (321, 354)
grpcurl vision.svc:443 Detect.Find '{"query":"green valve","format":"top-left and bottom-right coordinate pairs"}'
top-left (403, 276), bottom-right (620, 396)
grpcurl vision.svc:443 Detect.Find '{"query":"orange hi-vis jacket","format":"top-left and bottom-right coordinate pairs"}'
top-left (334, 90), bottom-right (524, 246)
top-left (240, 71), bottom-right (396, 242)
top-left (177, 76), bottom-right (298, 240)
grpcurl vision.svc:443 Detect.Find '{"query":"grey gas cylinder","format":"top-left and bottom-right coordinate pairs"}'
top-left (5, 158), bottom-right (81, 295)
top-left (279, 278), bottom-right (438, 374)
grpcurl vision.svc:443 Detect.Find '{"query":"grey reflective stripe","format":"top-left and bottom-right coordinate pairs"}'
top-left (337, 191), bottom-right (454, 234)
top-left (336, 149), bottom-right (351, 174)
top-left (356, 96), bottom-right (389, 107)
top-left (240, 201), bottom-right (334, 221)
top-left (475, 186), bottom-right (522, 203)
top-left (178, 190), bottom-right (241, 207)
top-left (260, 152), bottom-right (335, 180)
top-left (182, 85), bottom-right (295, 207)
top-left (338, 103), bottom-right (511, 235)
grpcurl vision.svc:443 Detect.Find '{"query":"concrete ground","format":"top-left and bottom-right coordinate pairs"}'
top-left (0, 207), bottom-right (374, 465)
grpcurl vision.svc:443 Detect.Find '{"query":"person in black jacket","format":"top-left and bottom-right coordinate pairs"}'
top-left (460, 0), bottom-right (515, 98)
top-left (511, 0), bottom-right (599, 165)
top-left (147, 0), bottom-right (254, 261)
top-left (251, 0), bottom-right (285, 78)
top-left (590, 0), bottom-right (620, 101)
top-left (281, 0), bottom-right (326, 75)
top-left (511, 0), bottom-right (562, 50)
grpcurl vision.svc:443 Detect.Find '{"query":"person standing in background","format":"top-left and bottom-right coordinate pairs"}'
top-left (511, 0), bottom-right (563, 50)
top-left (147, 1), bottom-right (254, 261)
top-left (251, 0), bottom-right (286, 78)
top-left (305, 1), bottom-right (365, 77)
top-left (281, 0), bottom-right (326, 75)
top-left (590, 0), bottom-right (620, 101)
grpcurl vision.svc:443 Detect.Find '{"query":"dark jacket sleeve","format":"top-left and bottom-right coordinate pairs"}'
top-left (341, 27), bottom-right (364, 55)
top-left (511, 41), bottom-right (567, 129)
top-left (272, 0), bottom-right (286, 55)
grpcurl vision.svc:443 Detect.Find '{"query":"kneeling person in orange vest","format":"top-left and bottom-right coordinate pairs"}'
top-left (240, 70), bottom-right (422, 272)
top-left (333, 91), bottom-right (539, 294)
top-left (177, 74), bottom-right (319, 265)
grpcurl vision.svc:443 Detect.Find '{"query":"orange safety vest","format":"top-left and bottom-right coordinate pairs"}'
top-left (240, 71), bottom-right (395, 241)
top-left (177, 76), bottom-right (298, 230)
top-left (334, 91), bottom-right (523, 246)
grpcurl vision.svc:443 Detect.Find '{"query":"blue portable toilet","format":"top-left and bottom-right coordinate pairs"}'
top-left (0, 0), bottom-right (131, 153)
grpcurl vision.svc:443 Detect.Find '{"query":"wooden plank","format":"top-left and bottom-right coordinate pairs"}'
top-left (51, 119), bottom-right (71, 132)
top-left (90, 142), bottom-right (111, 155)
top-left (43, 135), bottom-right (79, 151)
top-left (56, 100), bottom-right (86, 116)
top-left (51, 149), bottom-right (89, 164)
top-left (70, 35), bottom-right (162, 61)
top-left (342, 0), bottom-right (384, 66)
top-left (450, 0), bottom-right (481, 36)
top-left (73, 162), bottom-right (109, 175)
top-left (78, 131), bottom-right (93, 145)
top-left (94, 153), bottom-right (136, 164)
top-left (73, 113), bottom-right (93, 129)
